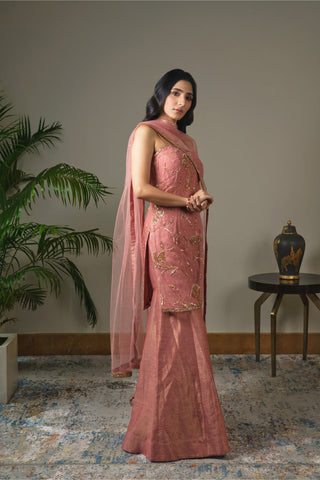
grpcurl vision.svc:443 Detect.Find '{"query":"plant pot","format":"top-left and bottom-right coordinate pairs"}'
top-left (0, 333), bottom-right (18, 403)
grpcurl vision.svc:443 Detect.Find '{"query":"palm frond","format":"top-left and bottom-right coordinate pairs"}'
top-left (2, 265), bottom-right (61, 296)
top-left (0, 283), bottom-right (47, 313)
top-left (14, 284), bottom-right (47, 310)
top-left (0, 316), bottom-right (18, 328)
top-left (0, 222), bottom-right (72, 247)
top-left (0, 185), bottom-right (6, 213)
top-left (37, 228), bottom-right (113, 259)
top-left (0, 223), bottom-right (110, 278)
top-left (0, 93), bottom-right (13, 122)
top-left (0, 116), bottom-right (62, 167)
top-left (0, 169), bottom-right (35, 212)
top-left (0, 94), bottom-right (18, 142)
top-left (0, 93), bottom-right (113, 328)
top-left (0, 163), bottom-right (111, 225)
top-left (46, 257), bottom-right (97, 326)
top-left (0, 113), bottom-right (62, 191)
top-left (0, 223), bottom-right (46, 268)
top-left (29, 117), bottom-right (63, 151)
top-left (5, 168), bottom-right (35, 195)
top-left (1, 221), bottom-right (69, 238)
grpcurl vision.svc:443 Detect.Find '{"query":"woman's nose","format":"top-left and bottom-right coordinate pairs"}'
top-left (178, 96), bottom-right (186, 106)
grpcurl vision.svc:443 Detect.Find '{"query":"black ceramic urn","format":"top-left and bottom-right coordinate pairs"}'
top-left (273, 220), bottom-right (305, 281)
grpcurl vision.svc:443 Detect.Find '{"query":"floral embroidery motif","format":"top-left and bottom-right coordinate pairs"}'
top-left (152, 205), bottom-right (164, 226)
top-left (190, 234), bottom-right (201, 245)
top-left (190, 284), bottom-right (201, 299)
top-left (144, 145), bottom-right (205, 313)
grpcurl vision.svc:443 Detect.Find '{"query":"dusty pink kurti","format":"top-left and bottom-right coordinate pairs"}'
top-left (122, 135), bottom-right (230, 461)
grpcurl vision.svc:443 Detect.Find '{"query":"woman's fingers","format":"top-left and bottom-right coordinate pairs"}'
top-left (193, 189), bottom-right (213, 205)
top-left (199, 193), bottom-right (213, 204)
top-left (190, 196), bottom-right (201, 211)
top-left (186, 192), bottom-right (213, 213)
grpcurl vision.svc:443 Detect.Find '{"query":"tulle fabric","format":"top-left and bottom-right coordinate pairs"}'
top-left (110, 120), bottom-right (207, 377)
top-left (109, 126), bottom-right (147, 376)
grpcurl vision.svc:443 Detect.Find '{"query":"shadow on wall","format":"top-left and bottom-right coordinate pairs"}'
top-left (305, 250), bottom-right (320, 273)
top-left (247, 239), bottom-right (276, 274)
top-left (220, 239), bottom-right (274, 330)
top-left (222, 283), bottom-right (258, 331)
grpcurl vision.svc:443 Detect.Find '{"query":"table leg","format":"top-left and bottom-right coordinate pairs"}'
top-left (271, 294), bottom-right (283, 377)
top-left (254, 292), bottom-right (272, 362)
top-left (307, 292), bottom-right (320, 310)
top-left (299, 294), bottom-right (309, 360)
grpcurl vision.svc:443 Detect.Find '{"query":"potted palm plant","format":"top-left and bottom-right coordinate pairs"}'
top-left (0, 93), bottom-right (112, 402)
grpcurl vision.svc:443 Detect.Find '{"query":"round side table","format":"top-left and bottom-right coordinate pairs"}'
top-left (248, 273), bottom-right (320, 376)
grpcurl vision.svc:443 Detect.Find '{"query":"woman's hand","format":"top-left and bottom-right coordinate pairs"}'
top-left (186, 189), bottom-right (213, 212)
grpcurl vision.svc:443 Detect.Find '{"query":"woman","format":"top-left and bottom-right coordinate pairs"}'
top-left (110, 69), bottom-right (230, 461)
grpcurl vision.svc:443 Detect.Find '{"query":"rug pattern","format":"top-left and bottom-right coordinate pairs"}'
top-left (0, 355), bottom-right (319, 479)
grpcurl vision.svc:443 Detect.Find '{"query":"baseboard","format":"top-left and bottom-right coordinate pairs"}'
top-left (206, 332), bottom-right (320, 354)
top-left (17, 332), bottom-right (320, 355)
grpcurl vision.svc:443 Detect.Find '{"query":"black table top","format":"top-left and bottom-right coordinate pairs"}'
top-left (248, 273), bottom-right (320, 294)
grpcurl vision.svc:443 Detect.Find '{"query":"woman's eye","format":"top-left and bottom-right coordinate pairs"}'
top-left (171, 91), bottom-right (179, 96)
top-left (186, 96), bottom-right (193, 102)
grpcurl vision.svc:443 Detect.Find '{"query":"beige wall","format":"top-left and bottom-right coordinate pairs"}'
top-left (1, 1), bottom-right (320, 335)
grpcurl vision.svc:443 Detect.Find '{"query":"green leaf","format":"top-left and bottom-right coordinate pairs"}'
top-left (0, 283), bottom-right (47, 312)
top-left (0, 163), bottom-right (111, 225)
top-left (37, 228), bottom-right (113, 259)
top-left (45, 257), bottom-right (98, 326)
top-left (0, 316), bottom-right (18, 328)
top-left (0, 93), bottom-right (113, 328)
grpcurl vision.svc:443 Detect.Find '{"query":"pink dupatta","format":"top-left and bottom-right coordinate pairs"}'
top-left (110, 119), bottom-right (208, 377)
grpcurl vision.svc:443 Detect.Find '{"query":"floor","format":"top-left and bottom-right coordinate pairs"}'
top-left (0, 354), bottom-right (319, 480)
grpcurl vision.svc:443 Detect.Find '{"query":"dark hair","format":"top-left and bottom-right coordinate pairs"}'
top-left (143, 69), bottom-right (197, 133)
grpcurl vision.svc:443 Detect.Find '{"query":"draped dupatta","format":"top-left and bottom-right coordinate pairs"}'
top-left (110, 120), bottom-right (208, 377)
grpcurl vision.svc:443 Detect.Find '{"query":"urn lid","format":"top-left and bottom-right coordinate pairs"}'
top-left (281, 220), bottom-right (297, 234)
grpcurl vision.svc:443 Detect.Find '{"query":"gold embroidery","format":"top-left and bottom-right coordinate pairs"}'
top-left (182, 153), bottom-right (189, 169)
top-left (153, 251), bottom-right (166, 265)
top-left (191, 284), bottom-right (201, 299)
top-left (190, 234), bottom-right (201, 245)
top-left (153, 144), bottom-right (170, 157)
top-left (144, 135), bottom-right (205, 313)
top-left (153, 251), bottom-right (177, 275)
top-left (152, 205), bottom-right (164, 225)
top-left (163, 305), bottom-right (201, 313)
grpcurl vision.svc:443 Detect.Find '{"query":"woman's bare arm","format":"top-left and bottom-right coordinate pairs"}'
top-left (131, 125), bottom-right (189, 207)
top-left (131, 125), bottom-right (213, 210)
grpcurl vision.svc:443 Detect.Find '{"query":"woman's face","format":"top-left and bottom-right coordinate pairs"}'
top-left (161, 80), bottom-right (193, 124)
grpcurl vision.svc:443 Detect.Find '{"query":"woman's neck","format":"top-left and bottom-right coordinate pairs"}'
top-left (158, 116), bottom-right (178, 128)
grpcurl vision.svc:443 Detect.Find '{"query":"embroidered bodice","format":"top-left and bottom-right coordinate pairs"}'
top-left (143, 144), bottom-right (205, 312)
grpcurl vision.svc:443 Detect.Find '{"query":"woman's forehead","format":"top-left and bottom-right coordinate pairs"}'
top-left (172, 80), bottom-right (193, 95)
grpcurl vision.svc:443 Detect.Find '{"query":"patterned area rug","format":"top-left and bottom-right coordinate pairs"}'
top-left (0, 355), bottom-right (319, 480)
